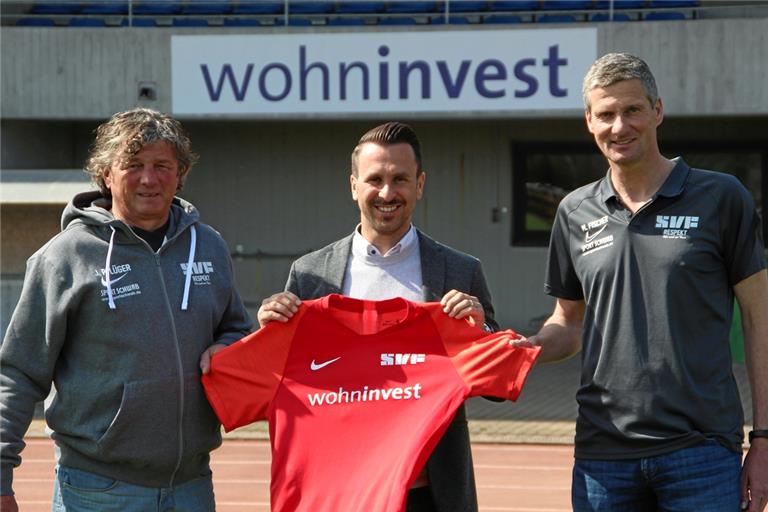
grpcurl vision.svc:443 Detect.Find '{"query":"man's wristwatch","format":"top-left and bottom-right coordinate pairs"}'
top-left (748, 429), bottom-right (768, 443)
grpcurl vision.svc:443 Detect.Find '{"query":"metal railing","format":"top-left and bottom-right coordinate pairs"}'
top-left (1, 1), bottom-right (765, 27)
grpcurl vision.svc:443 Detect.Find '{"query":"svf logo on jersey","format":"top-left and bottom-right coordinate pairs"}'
top-left (655, 215), bottom-right (699, 239)
top-left (380, 353), bottom-right (426, 366)
top-left (180, 261), bottom-right (215, 285)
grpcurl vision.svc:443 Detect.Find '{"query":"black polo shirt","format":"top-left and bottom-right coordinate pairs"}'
top-left (545, 157), bottom-right (765, 459)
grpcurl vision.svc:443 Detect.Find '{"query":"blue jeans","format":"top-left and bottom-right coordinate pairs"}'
top-left (572, 440), bottom-right (742, 512)
top-left (52, 466), bottom-right (215, 512)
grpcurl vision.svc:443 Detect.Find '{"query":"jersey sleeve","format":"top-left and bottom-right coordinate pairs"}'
top-left (202, 308), bottom-right (306, 432)
top-left (427, 307), bottom-right (540, 401)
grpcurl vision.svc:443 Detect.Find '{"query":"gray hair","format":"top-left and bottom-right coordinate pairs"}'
top-left (582, 53), bottom-right (658, 111)
top-left (84, 108), bottom-right (198, 195)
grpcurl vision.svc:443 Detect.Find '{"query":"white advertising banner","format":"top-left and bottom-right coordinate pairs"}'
top-left (171, 28), bottom-right (597, 116)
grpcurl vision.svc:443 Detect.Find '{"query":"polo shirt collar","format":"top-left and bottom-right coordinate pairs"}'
top-left (598, 157), bottom-right (690, 205)
top-left (353, 224), bottom-right (417, 258)
top-left (656, 157), bottom-right (690, 198)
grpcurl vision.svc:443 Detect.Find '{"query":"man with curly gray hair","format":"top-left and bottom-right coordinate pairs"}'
top-left (85, 108), bottom-right (197, 196)
top-left (1, 108), bottom-right (253, 511)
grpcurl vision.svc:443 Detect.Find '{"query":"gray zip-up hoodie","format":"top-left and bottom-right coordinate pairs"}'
top-left (0, 191), bottom-right (253, 495)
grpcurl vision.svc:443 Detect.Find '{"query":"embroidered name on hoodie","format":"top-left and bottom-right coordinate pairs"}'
top-left (95, 264), bottom-right (142, 301)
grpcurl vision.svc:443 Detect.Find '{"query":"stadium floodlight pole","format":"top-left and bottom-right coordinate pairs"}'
top-left (284, 0), bottom-right (288, 26)
top-left (444, 0), bottom-right (449, 23)
top-left (128, 0), bottom-right (133, 27)
top-left (609, 0), bottom-right (614, 21)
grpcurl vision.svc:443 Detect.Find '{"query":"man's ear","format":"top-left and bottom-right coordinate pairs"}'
top-left (350, 172), bottom-right (358, 201)
top-left (584, 108), bottom-right (595, 135)
top-left (654, 98), bottom-right (664, 127)
top-left (103, 167), bottom-right (113, 189)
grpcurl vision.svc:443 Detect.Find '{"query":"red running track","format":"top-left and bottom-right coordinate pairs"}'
top-left (10, 439), bottom-right (574, 511)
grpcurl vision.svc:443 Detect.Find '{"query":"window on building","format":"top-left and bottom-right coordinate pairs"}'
top-left (512, 142), bottom-right (766, 246)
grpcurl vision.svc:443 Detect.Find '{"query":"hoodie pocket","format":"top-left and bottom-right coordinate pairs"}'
top-left (96, 378), bottom-right (178, 465)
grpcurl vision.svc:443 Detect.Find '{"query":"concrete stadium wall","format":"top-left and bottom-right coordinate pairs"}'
top-left (2, 18), bottom-right (767, 119)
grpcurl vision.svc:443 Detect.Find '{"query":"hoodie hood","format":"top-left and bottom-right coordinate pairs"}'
top-left (62, 190), bottom-right (200, 235)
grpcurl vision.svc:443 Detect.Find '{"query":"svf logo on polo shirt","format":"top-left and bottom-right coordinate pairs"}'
top-left (655, 215), bottom-right (699, 239)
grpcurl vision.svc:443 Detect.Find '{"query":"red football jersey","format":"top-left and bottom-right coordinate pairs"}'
top-left (202, 294), bottom-right (540, 512)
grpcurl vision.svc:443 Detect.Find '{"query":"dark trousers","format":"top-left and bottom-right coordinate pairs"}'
top-left (406, 486), bottom-right (438, 512)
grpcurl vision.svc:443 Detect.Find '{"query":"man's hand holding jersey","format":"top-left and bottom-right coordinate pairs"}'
top-left (439, 289), bottom-right (485, 328)
top-left (257, 291), bottom-right (302, 327)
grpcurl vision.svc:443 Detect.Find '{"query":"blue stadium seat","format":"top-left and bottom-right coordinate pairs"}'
top-left (233, 1), bottom-right (283, 14)
top-left (173, 17), bottom-right (210, 25)
top-left (489, 1), bottom-right (539, 10)
top-left (594, 0), bottom-right (646, 7)
top-left (336, 1), bottom-right (385, 13)
top-left (385, 1), bottom-right (439, 13)
top-left (483, 14), bottom-right (523, 23)
top-left (133, 1), bottom-right (182, 14)
top-left (16, 17), bottom-right (58, 25)
top-left (429, 15), bottom-right (472, 23)
top-left (288, 1), bottom-right (334, 13)
top-left (183, 1), bottom-right (234, 14)
top-left (542, 1), bottom-right (592, 9)
top-left (31, 2), bottom-right (83, 14)
top-left (286, 16), bottom-right (315, 24)
top-left (591, 12), bottom-right (632, 21)
top-left (327, 16), bottom-right (368, 25)
top-left (644, 10), bottom-right (686, 19)
top-left (649, 0), bottom-right (698, 6)
top-left (448, 1), bottom-right (487, 12)
top-left (537, 13), bottom-right (577, 22)
top-left (81, 1), bottom-right (128, 14)
top-left (69, 16), bottom-right (108, 25)
top-left (379, 16), bottom-right (419, 24)
top-left (121, 16), bottom-right (158, 26)
top-left (223, 16), bottom-right (263, 25)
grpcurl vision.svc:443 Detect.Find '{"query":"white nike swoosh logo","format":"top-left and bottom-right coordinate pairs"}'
top-left (101, 272), bottom-right (129, 287)
top-left (310, 357), bottom-right (341, 371)
top-left (584, 225), bottom-right (607, 243)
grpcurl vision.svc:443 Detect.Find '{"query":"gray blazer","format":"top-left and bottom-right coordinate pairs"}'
top-left (285, 229), bottom-right (498, 512)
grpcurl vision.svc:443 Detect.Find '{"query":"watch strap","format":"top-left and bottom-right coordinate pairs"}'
top-left (748, 429), bottom-right (768, 443)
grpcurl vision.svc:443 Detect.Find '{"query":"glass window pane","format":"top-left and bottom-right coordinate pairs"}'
top-left (513, 144), bottom-right (765, 246)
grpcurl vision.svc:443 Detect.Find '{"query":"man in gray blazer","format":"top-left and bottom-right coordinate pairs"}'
top-left (258, 121), bottom-right (498, 512)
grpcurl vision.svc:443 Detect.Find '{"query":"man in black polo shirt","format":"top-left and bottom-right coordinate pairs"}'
top-left (525, 53), bottom-right (768, 511)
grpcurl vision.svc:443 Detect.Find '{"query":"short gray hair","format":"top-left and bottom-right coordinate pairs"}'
top-left (85, 108), bottom-right (198, 195)
top-left (582, 53), bottom-right (658, 111)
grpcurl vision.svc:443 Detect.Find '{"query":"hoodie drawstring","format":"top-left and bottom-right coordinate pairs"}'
top-left (181, 225), bottom-right (197, 311)
top-left (105, 224), bottom-right (197, 311)
top-left (105, 226), bottom-right (117, 310)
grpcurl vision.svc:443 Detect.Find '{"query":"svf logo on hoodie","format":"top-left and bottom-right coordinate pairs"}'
top-left (180, 261), bottom-right (215, 286)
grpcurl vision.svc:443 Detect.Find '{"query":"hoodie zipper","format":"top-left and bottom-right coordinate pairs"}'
top-left (155, 251), bottom-right (186, 488)
top-left (111, 220), bottom-right (192, 487)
